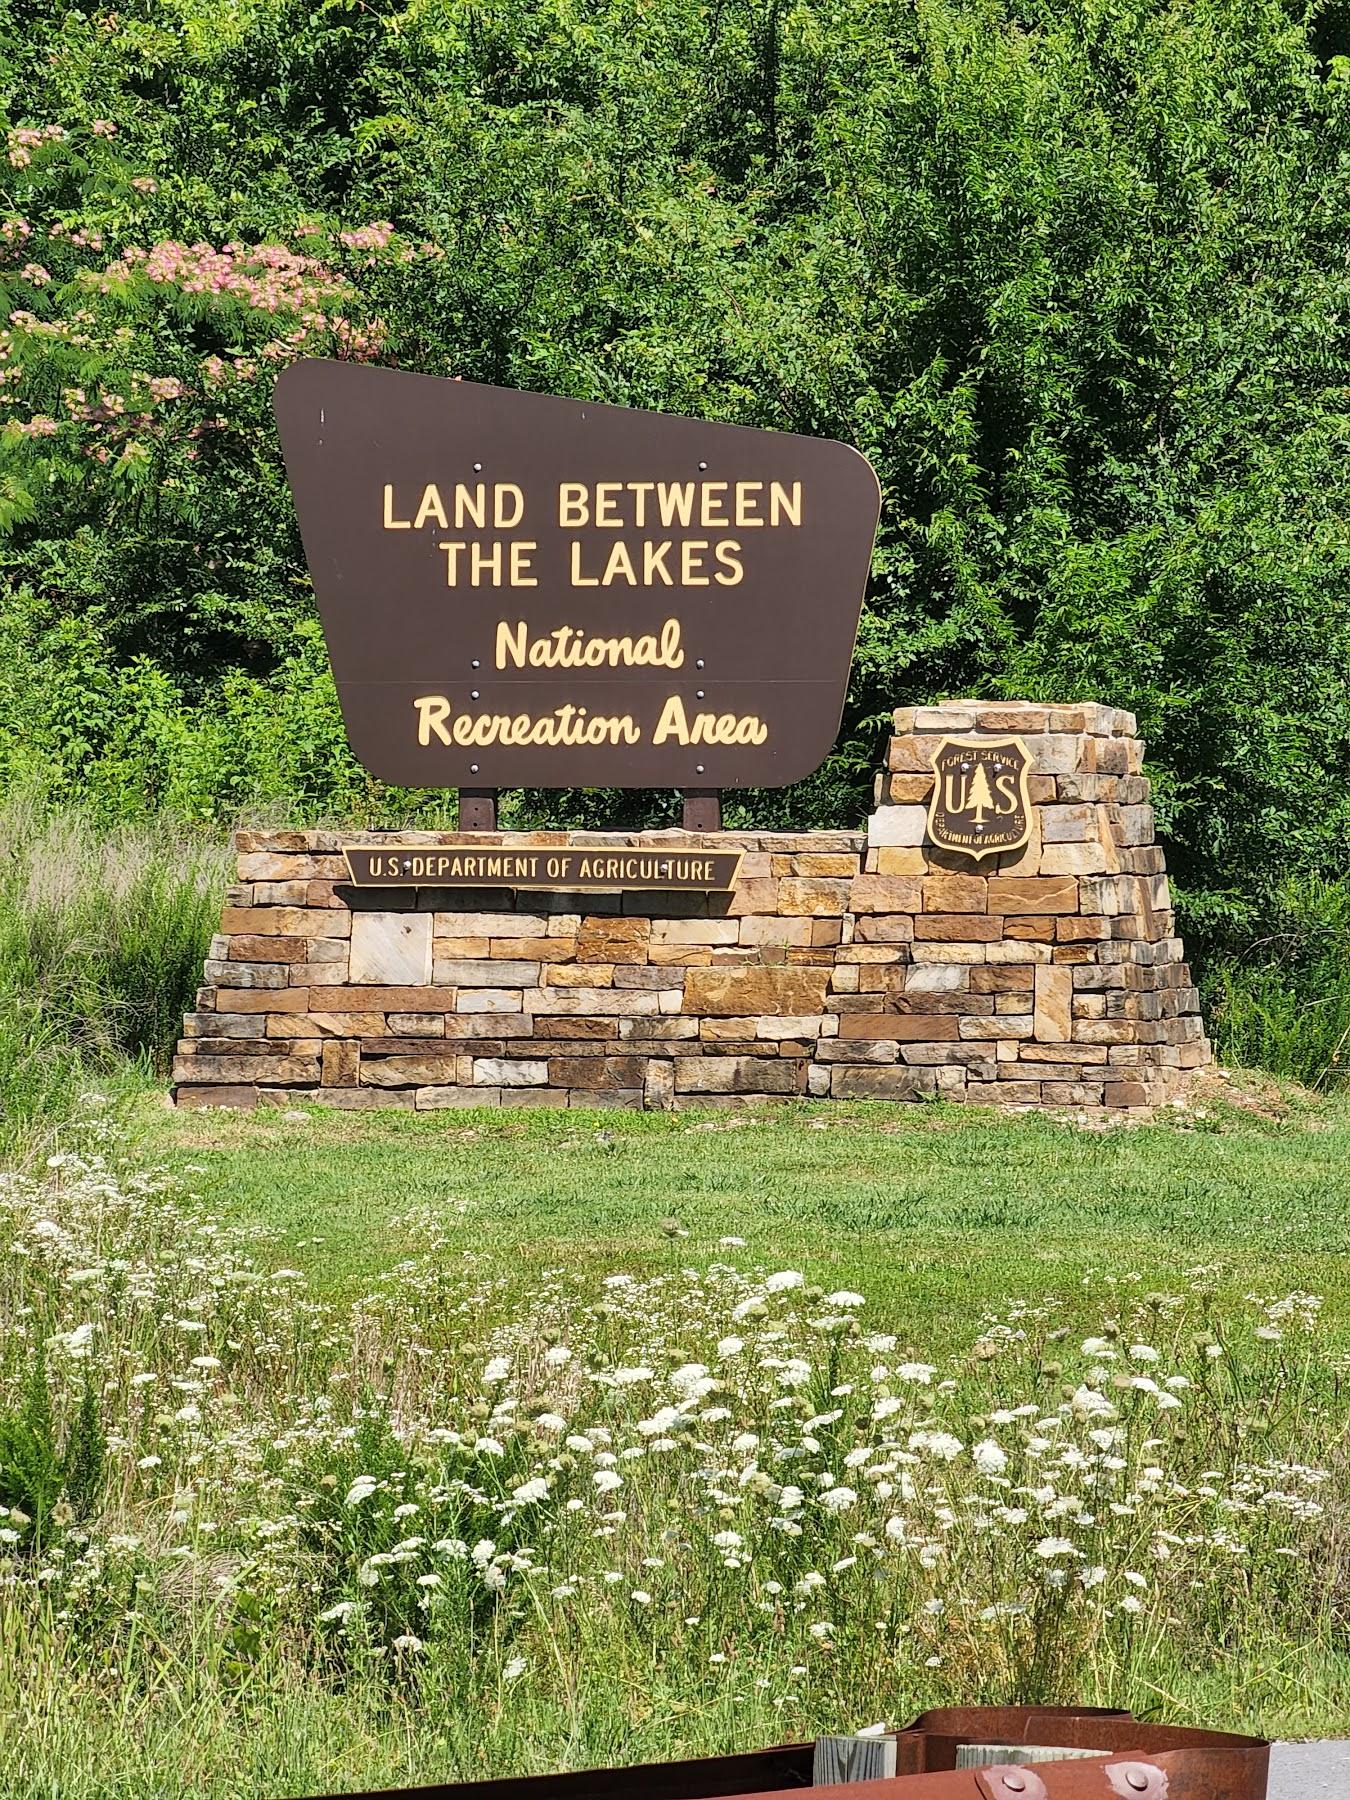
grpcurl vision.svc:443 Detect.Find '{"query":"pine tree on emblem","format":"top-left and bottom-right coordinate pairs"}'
top-left (966, 762), bottom-right (994, 825)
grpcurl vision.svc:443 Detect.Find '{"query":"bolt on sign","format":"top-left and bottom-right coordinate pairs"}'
top-left (273, 361), bottom-right (882, 789)
top-left (927, 736), bottom-right (1032, 860)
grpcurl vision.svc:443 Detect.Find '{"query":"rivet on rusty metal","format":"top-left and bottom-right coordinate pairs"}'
top-left (1105, 1765), bottom-right (1168, 1798)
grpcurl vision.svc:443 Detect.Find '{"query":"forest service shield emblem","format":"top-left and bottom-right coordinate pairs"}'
top-left (927, 735), bottom-right (1033, 861)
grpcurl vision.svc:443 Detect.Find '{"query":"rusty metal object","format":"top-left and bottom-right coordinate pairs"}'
top-left (294, 1706), bottom-right (1267, 1800)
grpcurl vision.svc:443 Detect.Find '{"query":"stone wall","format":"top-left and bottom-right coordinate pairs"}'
top-left (174, 700), bottom-right (1210, 1111)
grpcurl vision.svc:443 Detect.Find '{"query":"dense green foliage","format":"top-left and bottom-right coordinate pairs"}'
top-left (1, 0), bottom-right (1348, 940)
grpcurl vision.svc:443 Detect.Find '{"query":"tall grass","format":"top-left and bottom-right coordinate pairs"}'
top-left (1206, 877), bottom-right (1350, 1090)
top-left (0, 796), bottom-right (228, 1147)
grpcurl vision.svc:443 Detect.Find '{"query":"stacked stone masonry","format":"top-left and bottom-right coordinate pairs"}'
top-left (174, 700), bottom-right (1210, 1112)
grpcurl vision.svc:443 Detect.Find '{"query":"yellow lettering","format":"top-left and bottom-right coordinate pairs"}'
top-left (769, 480), bottom-right (802, 526)
top-left (601, 540), bottom-right (638, 586)
top-left (681, 539), bottom-right (710, 584)
top-left (594, 482), bottom-right (623, 527)
top-left (643, 540), bottom-right (674, 584)
top-left (657, 481), bottom-right (695, 527)
top-left (652, 694), bottom-right (691, 744)
top-left (495, 484), bottom-right (524, 529)
top-left (412, 483), bottom-right (448, 530)
top-left (383, 484), bottom-right (411, 529)
top-left (735, 481), bottom-right (763, 527)
top-left (470, 541), bottom-right (503, 585)
top-left (700, 481), bottom-right (729, 527)
top-left (627, 480), bottom-right (654, 526)
top-left (496, 620), bottom-right (527, 669)
top-left (437, 540), bottom-right (466, 584)
top-left (570, 540), bottom-right (599, 586)
top-left (510, 540), bottom-right (537, 585)
top-left (559, 483), bottom-right (589, 527)
top-left (714, 540), bottom-right (743, 585)
top-left (413, 694), bottom-right (451, 745)
top-left (454, 483), bottom-right (486, 529)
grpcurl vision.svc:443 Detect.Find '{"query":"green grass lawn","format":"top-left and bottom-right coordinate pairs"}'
top-left (136, 1086), bottom-right (1350, 1350)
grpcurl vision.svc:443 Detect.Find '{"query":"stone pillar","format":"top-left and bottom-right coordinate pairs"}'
top-left (863, 699), bottom-right (1209, 1106)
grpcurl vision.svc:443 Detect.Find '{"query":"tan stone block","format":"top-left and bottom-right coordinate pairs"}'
top-left (839, 1014), bottom-right (958, 1041)
top-left (171, 1054), bottom-right (318, 1084)
top-left (545, 963), bottom-right (615, 986)
top-left (914, 914), bottom-right (1002, 942)
top-left (1033, 965), bottom-right (1074, 1043)
top-left (866, 805), bottom-right (928, 847)
top-left (830, 1065), bottom-right (937, 1100)
top-left (837, 946), bottom-right (906, 963)
top-left (960, 1015), bottom-right (1033, 1039)
top-left (227, 934), bottom-right (309, 964)
top-left (758, 1015), bottom-right (832, 1040)
top-left (349, 913), bottom-right (432, 985)
top-left (221, 906), bottom-right (351, 938)
top-left (360, 1054), bottom-right (462, 1086)
top-left (883, 775), bottom-right (935, 805)
top-left (433, 936), bottom-right (492, 958)
top-left (455, 989), bottom-right (524, 1013)
top-left (435, 958), bottom-right (537, 987)
top-left (921, 874), bottom-right (987, 913)
top-left (321, 1040), bottom-right (359, 1086)
top-left (905, 964), bottom-right (967, 992)
top-left (183, 1011), bottom-right (267, 1040)
top-left (886, 735), bottom-right (944, 772)
top-left (618, 1016), bottom-right (697, 1040)
top-left (644, 1059), bottom-right (676, 1109)
top-left (700, 1017), bottom-right (758, 1041)
top-left (787, 853), bottom-right (857, 876)
top-left (548, 1056), bottom-right (648, 1089)
top-left (578, 935), bottom-right (648, 965)
top-left (674, 1057), bottom-right (806, 1095)
top-left (1104, 1080), bottom-right (1150, 1108)
top-left (652, 918), bottom-right (741, 945)
top-left (1040, 804), bottom-right (1096, 843)
top-left (416, 1086), bottom-right (495, 1109)
top-left (994, 991), bottom-right (1034, 1013)
top-left (433, 912), bottom-right (548, 937)
top-left (854, 915), bottom-right (915, 943)
top-left (682, 965), bottom-right (830, 1017)
top-left (910, 942), bottom-right (985, 964)
top-left (873, 847), bottom-right (927, 876)
top-left (1003, 916), bottom-right (1057, 942)
top-left (473, 1058), bottom-right (547, 1086)
top-left (580, 915), bottom-right (649, 942)
top-left (1039, 841), bottom-right (1109, 877)
top-left (776, 878), bottom-right (851, 916)
top-left (313, 1086), bottom-right (417, 1110)
top-left (204, 959), bottom-right (288, 988)
top-left (986, 875), bottom-right (1078, 914)
top-left (725, 878), bottom-right (779, 915)
top-left (986, 941), bottom-right (1052, 964)
top-left (1057, 916), bottom-right (1110, 942)
top-left (647, 945), bottom-right (713, 966)
top-left (215, 987), bottom-right (312, 1013)
top-left (849, 875), bottom-right (923, 914)
top-left (967, 965), bottom-right (1032, 998)
top-left (495, 937), bottom-right (575, 961)
top-left (534, 988), bottom-right (661, 1016)
top-left (387, 1014), bottom-right (445, 1036)
top-left (830, 964), bottom-right (860, 994)
top-left (174, 1083), bottom-right (260, 1109)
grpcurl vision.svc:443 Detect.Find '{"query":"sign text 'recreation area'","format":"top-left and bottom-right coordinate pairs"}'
top-left (274, 361), bottom-right (882, 789)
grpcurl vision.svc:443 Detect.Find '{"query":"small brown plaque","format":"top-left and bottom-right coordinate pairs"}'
top-left (927, 736), bottom-right (1032, 860)
top-left (274, 361), bottom-right (881, 790)
top-left (342, 845), bottom-right (743, 892)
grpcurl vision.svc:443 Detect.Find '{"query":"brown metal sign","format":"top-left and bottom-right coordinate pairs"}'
top-left (927, 736), bottom-right (1032, 861)
top-left (342, 844), bottom-right (743, 892)
top-left (274, 361), bottom-right (881, 790)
